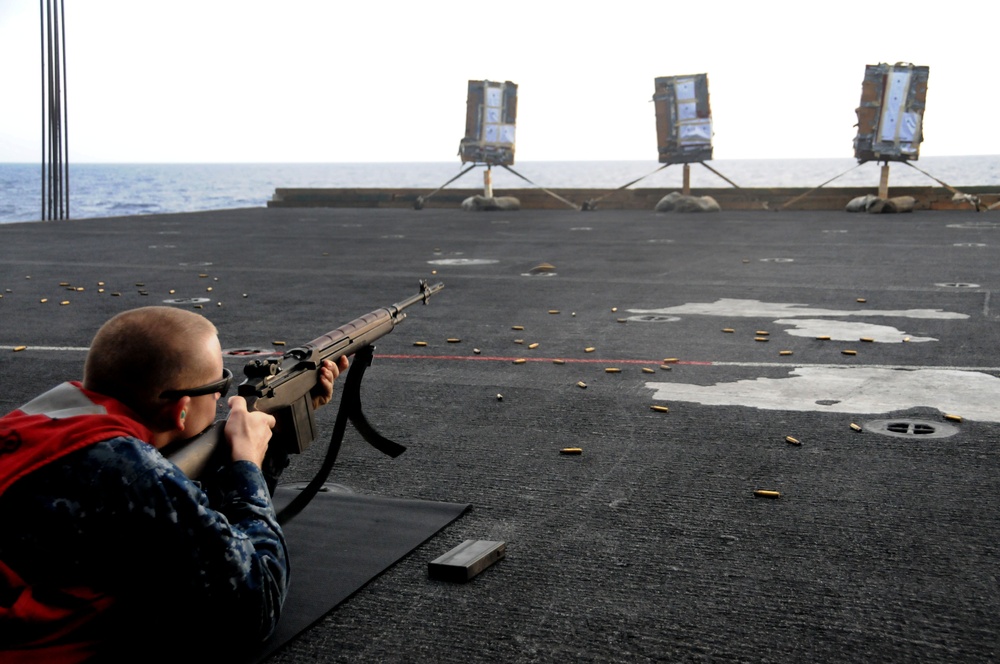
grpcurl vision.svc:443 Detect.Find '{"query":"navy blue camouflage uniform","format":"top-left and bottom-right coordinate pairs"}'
top-left (0, 434), bottom-right (288, 660)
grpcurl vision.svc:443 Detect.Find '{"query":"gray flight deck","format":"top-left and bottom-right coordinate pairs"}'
top-left (2, 206), bottom-right (999, 662)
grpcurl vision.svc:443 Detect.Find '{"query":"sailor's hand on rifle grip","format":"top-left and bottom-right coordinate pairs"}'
top-left (311, 356), bottom-right (350, 409)
top-left (225, 395), bottom-right (277, 468)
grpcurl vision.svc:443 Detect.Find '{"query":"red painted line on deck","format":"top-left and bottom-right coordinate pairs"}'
top-left (378, 353), bottom-right (713, 365)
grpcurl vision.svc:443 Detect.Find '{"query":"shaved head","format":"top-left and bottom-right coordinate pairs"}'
top-left (84, 307), bottom-right (220, 421)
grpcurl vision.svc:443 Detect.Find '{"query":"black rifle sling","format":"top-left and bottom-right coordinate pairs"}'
top-left (276, 345), bottom-right (406, 525)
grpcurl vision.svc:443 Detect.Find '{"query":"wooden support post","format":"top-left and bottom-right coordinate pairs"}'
top-left (879, 163), bottom-right (890, 199)
top-left (682, 163), bottom-right (691, 195)
top-left (484, 167), bottom-right (494, 198)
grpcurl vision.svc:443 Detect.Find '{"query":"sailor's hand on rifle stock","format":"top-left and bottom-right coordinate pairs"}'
top-left (311, 356), bottom-right (350, 410)
top-left (225, 396), bottom-right (277, 468)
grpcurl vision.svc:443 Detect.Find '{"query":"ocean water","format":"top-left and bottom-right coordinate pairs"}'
top-left (1, 156), bottom-right (998, 224)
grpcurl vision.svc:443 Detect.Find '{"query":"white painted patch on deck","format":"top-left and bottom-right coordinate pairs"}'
top-left (645, 367), bottom-right (1000, 422)
top-left (628, 298), bottom-right (968, 320)
top-left (774, 319), bottom-right (935, 343)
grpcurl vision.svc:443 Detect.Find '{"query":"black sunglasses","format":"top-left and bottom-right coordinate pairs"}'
top-left (159, 367), bottom-right (233, 400)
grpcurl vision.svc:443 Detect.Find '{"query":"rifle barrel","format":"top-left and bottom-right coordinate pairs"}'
top-left (306, 281), bottom-right (444, 356)
top-left (390, 281), bottom-right (445, 312)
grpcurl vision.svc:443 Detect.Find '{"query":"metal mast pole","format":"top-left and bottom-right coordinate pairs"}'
top-left (41, 0), bottom-right (69, 220)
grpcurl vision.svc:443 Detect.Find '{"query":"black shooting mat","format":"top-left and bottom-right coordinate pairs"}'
top-left (247, 486), bottom-right (470, 663)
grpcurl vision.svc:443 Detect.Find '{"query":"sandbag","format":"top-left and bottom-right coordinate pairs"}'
top-left (461, 195), bottom-right (521, 211)
top-left (845, 194), bottom-right (916, 213)
top-left (655, 192), bottom-right (720, 213)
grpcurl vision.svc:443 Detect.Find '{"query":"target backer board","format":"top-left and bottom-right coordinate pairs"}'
top-left (853, 63), bottom-right (929, 162)
top-left (459, 80), bottom-right (518, 165)
top-left (653, 74), bottom-right (713, 164)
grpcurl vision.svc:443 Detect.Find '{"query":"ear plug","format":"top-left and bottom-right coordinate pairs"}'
top-left (180, 411), bottom-right (186, 420)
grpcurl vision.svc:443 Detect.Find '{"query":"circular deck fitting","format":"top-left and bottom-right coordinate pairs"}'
top-left (222, 347), bottom-right (280, 357)
top-left (626, 315), bottom-right (681, 323)
top-left (863, 419), bottom-right (960, 439)
top-left (163, 297), bottom-right (211, 305)
top-left (934, 282), bottom-right (980, 288)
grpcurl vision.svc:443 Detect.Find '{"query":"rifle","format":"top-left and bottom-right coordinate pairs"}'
top-left (163, 280), bottom-right (444, 522)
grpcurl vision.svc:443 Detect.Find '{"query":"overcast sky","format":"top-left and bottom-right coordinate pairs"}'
top-left (1, 0), bottom-right (997, 163)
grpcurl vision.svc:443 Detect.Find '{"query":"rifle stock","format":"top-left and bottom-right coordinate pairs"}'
top-left (164, 280), bottom-right (444, 480)
top-left (163, 421), bottom-right (227, 478)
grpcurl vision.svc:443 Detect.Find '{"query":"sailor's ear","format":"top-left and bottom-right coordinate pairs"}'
top-left (168, 396), bottom-right (192, 432)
